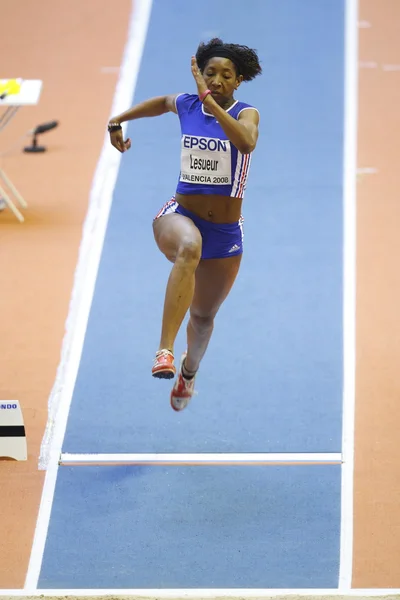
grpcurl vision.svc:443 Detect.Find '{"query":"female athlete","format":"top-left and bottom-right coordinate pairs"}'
top-left (108, 38), bottom-right (262, 411)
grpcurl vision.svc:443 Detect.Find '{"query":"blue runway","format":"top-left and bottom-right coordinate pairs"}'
top-left (39, 465), bottom-right (341, 589)
top-left (39, 0), bottom-right (346, 588)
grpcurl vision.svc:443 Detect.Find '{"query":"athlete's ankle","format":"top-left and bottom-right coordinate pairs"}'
top-left (157, 345), bottom-right (174, 354)
top-left (182, 357), bottom-right (198, 380)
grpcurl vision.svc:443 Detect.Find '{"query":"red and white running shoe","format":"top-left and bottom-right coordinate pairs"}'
top-left (170, 353), bottom-right (197, 411)
top-left (152, 349), bottom-right (176, 379)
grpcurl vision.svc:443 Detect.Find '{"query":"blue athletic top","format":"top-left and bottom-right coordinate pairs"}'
top-left (175, 93), bottom-right (258, 198)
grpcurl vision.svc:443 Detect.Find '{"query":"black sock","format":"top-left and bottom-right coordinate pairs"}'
top-left (182, 358), bottom-right (196, 380)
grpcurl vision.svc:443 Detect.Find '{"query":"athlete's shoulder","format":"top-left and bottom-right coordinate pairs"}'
top-left (234, 100), bottom-right (260, 118)
top-left (175, 93), bottom-right (200, 115)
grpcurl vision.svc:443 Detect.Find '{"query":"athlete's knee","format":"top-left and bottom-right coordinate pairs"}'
top-left (176, 236), bottom-right (202, 265)
top-left (189, 311), bottom-right (214, 334)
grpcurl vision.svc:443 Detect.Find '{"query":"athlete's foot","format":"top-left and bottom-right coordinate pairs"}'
top-left (170, 353), bottom-right (197, 411)
top-left (152, 349), bottom-right (176, 379)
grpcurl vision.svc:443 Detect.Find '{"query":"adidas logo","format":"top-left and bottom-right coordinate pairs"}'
top-left (229, 244), bottom-right (240, 253)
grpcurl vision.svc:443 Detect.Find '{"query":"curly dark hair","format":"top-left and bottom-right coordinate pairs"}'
top-left (196, 38), bottom-right (262, 82)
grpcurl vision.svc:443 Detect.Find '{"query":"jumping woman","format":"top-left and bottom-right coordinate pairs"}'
top-left (108, 38), bottom-right (262, 411)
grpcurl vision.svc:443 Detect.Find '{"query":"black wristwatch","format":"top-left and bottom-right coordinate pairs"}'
top-left (108, 122), bottom-right (122, 132)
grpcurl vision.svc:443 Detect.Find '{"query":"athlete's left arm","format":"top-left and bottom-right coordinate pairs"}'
top-left (237, 108), bottom-right (260, 152)
top-left (203, 101), bottom-right (260, 154)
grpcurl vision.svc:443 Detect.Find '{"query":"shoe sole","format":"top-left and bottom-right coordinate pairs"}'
top-left (152, 369), bottom-right (175, 380)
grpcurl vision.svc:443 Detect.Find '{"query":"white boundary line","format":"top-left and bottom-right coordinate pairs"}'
top-left (2, 588), bottom-right (400, 598)
top-left (23, 0), bottom-right (154, 592)
top-left (338, 0), bottom-right (359, 591)
top-left (59, 452), bottom-right (343, 465)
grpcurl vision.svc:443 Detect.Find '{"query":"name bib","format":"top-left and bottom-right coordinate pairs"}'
top-left (180, 135), bottom-right (232, 185)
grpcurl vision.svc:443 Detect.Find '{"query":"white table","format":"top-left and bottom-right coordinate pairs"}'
top-left (0, 79), bottom-right (43, 222)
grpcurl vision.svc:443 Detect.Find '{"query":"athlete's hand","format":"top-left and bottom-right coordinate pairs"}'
top-left (109, 128), bottom-right (131, 153)
top-left (191, 56), bottom-right (208, 96)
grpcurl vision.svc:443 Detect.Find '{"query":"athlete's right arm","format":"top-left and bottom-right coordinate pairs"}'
top-left (108, 94), bottom-right (180, 153)
top-left (110, 94), bottom-right (180, 124)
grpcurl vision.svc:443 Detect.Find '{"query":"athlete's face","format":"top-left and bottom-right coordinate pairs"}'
top-left (202, 57), bottom-right (243, 106)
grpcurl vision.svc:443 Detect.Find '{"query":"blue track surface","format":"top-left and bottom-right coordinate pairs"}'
top-left (40, 0), bottom-right (346, 588)
top-left (39, 465), bottom-right (341, 588)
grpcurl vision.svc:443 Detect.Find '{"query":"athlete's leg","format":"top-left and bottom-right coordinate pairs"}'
top-left (169, 254), bottom-right (242, 409)
top-left (184, 254), bottom-right (242, 374)
top-left (152, 212), bottom-right (202, 354)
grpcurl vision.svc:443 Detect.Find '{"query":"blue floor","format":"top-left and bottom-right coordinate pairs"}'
top-left (40, 0), bottom-right (346, 588)
top-left (39, 465), bottom-right (341, 589)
